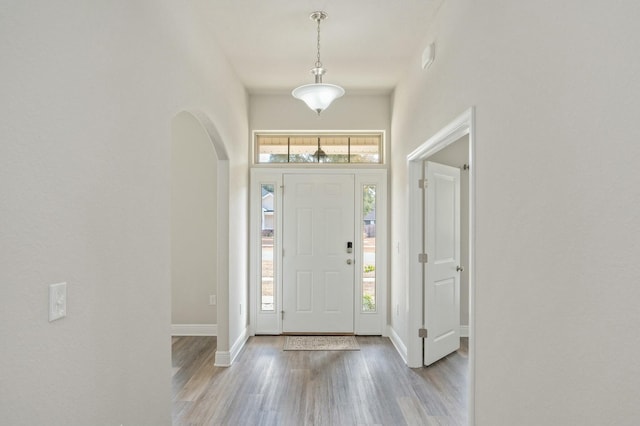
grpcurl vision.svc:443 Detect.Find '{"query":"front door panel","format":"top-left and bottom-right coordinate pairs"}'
top-left (282, 174), bottom-right (355, 333)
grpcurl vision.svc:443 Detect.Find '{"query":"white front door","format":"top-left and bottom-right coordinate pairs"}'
top-left (424, 161), bottom-right (461, 366)
top-left (282, 174), bottom-right (355, 333)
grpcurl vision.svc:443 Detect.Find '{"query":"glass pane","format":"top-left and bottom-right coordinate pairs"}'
top-left (362, 185), bottom-right (376, 312)
top-left (350, 136), bottom-right (381, 163)
top-left (289, 137), bottom-right (318, 163)
top-left (257, 136), bottom-right (288, 163)
top-left (319, 136), bottom-right (349, 163)
top-left (261, 184), bottom-right (275, 311)
top-left (256, 133), bottom-right (383, 164)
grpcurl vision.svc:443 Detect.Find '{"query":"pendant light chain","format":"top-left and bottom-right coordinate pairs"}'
top-left (315, 17), bottom-right (322, 69)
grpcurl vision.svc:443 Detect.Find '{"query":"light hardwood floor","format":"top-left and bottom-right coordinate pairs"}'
top-left (172, 335), bottom-right (468, 426)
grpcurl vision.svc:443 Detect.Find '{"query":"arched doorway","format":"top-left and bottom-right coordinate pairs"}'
top-left (170, 110), bottom-right (230, 364)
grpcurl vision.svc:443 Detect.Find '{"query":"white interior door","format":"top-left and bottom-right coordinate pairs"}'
top-left (424, 161), bottom-right (461, 366)
top-left (282, 174), bottom-right (355, 333)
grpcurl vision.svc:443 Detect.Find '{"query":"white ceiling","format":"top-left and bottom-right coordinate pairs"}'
top-left (192, 0), bottom-right (443, 94)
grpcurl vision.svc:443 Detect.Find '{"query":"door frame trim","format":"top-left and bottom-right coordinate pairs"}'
top-left (249, 168), bottom-right (388, 336)
top-left (406, 107), bottom-right (476, 423)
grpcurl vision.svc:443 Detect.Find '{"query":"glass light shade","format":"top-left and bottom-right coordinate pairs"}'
top-left (292, 83), bottom-right (345, 114)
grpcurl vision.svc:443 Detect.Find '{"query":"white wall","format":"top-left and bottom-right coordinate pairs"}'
top-left (0, 2), bottom-right (248, 425)
top-left (250, 93), bottom-right (391, 159)
top-left (171, 112), bottom-right (218, 325)
top-left (227, 142), bottom-right (249, 357)
top-left (249, 93), bottom-right (392, 331)
top-left (390, 0), bottom-right (640, 424)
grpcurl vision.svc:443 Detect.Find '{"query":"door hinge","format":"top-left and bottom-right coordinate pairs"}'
top-left (418, 328), bottom-right (428, 338)
top-left (281, 310), bottom-right (284, 320)
top-left (282, 248), bottom-right (285, 257)
top-left (418, 179), bottom-right (428, 189)
top-left (418, 253), bottom-right (429, 263)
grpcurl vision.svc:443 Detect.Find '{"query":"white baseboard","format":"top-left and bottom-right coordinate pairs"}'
top-left (387, 325), bottom-right (408, 364)
top-left (230, 326), bottom-right (249, 364)
top-left (214, 326), bottom-right (250, 367)
top-left (460, 325), bottom-right (469, 337)
top-left (214, 350), bottom-right (230, 367)
top-left (171, 324), bottom-right (217, 336)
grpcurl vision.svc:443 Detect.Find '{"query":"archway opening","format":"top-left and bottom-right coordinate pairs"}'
top-left (170, 110), bottom-right (230, 364)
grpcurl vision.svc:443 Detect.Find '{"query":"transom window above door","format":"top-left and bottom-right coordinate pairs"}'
top-left (254, 132), bottom-right (383, 164)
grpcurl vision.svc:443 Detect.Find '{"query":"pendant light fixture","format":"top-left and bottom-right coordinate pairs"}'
top-left (292, 11), bottom-right (345, 115)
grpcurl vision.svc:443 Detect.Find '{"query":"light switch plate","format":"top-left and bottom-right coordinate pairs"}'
top-left (49, 282), bottom-right (67, 322)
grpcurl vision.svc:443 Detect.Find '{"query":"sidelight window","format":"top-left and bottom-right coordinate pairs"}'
top-left (260, 184), bottom-right (275, 311)
top-left (362, 184), bottom-right (376, 312)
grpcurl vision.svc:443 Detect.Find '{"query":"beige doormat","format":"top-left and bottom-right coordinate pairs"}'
top-left (283, 335), bottom-right (360, 351)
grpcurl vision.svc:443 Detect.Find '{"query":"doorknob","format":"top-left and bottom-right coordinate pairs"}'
top-left (456, 265), bottom-right (464, 272)
top-left (346, 259), bottom-right (353, 265)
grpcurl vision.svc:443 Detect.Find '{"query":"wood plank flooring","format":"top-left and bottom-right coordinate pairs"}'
top-left (172, 335), bottom-right (468, 426)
